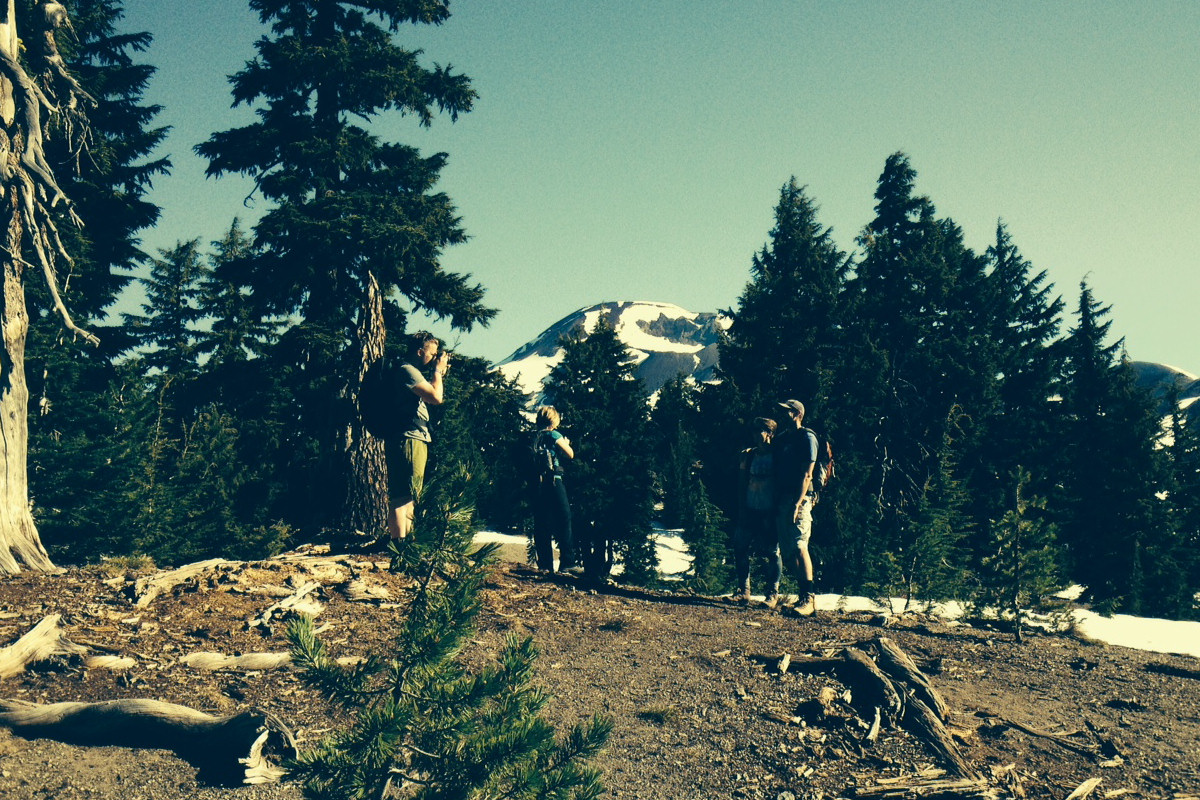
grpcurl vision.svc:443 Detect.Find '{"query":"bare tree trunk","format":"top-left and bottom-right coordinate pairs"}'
top-left (0, 4), bottom-right (51, 571)
top-left (0, 1), bottom-right (93, 572)
top-left (337, 271), bottom-right (388, 536)
top-left (0, 209), bottom-right (52, 573)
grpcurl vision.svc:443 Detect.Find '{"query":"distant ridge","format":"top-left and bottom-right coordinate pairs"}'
top-left (494, 301), bottom-right (729, 400)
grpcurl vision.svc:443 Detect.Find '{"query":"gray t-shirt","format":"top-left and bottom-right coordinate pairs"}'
top-left (399, 362), bottom-right (432, 442)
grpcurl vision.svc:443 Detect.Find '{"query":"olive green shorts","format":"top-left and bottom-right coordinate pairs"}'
top-left (386, 437), bottom-right (427, 505)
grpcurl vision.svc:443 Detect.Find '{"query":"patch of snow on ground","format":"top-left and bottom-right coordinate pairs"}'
top-left (475, 531), bottom-right (1200, 659)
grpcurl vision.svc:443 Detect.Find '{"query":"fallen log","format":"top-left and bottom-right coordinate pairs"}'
top-left (0, 614), bottom-right (88, 678)
top-left (133, 558), bottom-right (231, 607)
top-left (248, 582), bottom-right (323, 630)
top-left (1063, 777), bottom-right (1103, 800)
top-left (182, 652), bottom-right (293, 672)
top-left (875, 636), bottom-right (949, 722)
top-left (976, 711), bottom-right (1098, 757)
top-left (853, 775), bottom-right (997, 799)
top-left (840, 647), bottom-right (903, 722)
top-left (84, 654), bottom-right (137, 671)
top-left (181, 650), bottom-right (366, 672)
top-left (0, 698), bottom-right (291, 785)
top-left (343, 578), bottom-right (391, 602)
top-left (903, 695), bottom-right (977, 779)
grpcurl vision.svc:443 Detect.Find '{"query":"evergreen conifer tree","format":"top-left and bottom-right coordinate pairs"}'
top-left (0, 0), bottom-right (151, 571)
top-left (718, 178), bottom-right (848, 414)
top-left (977, 467), bottom-right (1062, 642)
top-left (705, 178), bottom-right (855, 589)
top-left (1166, 397), bottom-right (1200, 618)
top-left (122, 240), bottom-right (206, 378)
top-left (287, 472), bottom-right (610, 799)
top-left (198, 0), bottom-right (495, 538)
top-left (26, 0), bottom-right (169, 564)
top-left (1056, 281), bottom-right (1172, 613)
top-left (651, 377), bottom-right (730, 589)
top-left (197, 220), bottom-right (281, 371)
top-left (891, 408), bottom-right (973, 606)
top-left (542, 318), bottom-right (657, 583)
top-left (845, 153), bottom-right (997, 594)
top-left (966, 224), bottom-right (1064, 553)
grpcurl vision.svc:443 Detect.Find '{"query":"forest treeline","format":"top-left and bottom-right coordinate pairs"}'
top-left (20, 1), bottom-right (1200, 624)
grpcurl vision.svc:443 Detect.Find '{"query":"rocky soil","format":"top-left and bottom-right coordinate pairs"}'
top-left (0, 546), bottom-right (1198, 800)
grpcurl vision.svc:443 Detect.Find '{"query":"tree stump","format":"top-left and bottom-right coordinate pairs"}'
top-left (0, 698), bottom-right (291, 784)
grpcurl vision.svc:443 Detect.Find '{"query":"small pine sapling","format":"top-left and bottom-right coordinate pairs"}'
top-left (978, 467), bottom-right (1063, 643)
top-left (286, 470), bottom-right (611, 799)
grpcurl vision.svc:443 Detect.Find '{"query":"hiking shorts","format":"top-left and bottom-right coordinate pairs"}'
top-left (386, 437), bottom-right (427, 505)
top-left (776, 496), bottom-right (813, 556)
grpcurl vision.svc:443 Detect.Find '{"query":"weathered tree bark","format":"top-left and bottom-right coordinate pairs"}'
top-left (0, 614), bottom-right (87, 677)
top-left (0, 698), bottom-right (291, 784)
top-left (902, 695), bottom-right (977, 778)
top-left (182, 652), bottom-right (293, 672)
top-left (840, 646), bottom-right (903, 722)
top-left (874, 636), bottom-right (950, 722)
top-left (853, 775), bottom-right (997, 799)
top-left (337, 269), bottom-right (388, 536)
top-left (248, 581), bottom-right (323, 630)
top-left (0, 202), bottom-right (48, 574)
top-left (133, 558), bottom-right (231, 607)
top-left (0, 0), bottom-right (95, 573)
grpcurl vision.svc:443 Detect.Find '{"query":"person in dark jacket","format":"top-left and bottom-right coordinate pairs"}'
top-left (532, 405), bottom-right (580, 573)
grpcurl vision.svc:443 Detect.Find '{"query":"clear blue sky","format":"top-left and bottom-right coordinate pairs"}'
top-left (121, 1), bottom-right (1199, 370)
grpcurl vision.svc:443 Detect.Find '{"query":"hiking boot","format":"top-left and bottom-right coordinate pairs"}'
top-left (734, 589), bottom-right (752, 606)
top-left (795, 593), bottom-right (816, 617)
top-left (763, 594), bottom-right (781, 610)
top-left (561, 565), bottom-right (585, 577)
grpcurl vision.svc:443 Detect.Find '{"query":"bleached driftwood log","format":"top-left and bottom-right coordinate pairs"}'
top-left (0, 698), bottom-right (290, 784)
top-left (248, 582), bottom-right (323, 630)
top-left (181, 650), bottom-right (366, 672)
top-left (133, 558), bottom-right (231, 607)
top-left (853, 775), bottom-right (997, 799)
top-left (343, 577), bottom-right (391, 602)
top-left (0, 614), bottom-right (88, 677)
top-left (787, 639), bottom-right (977, 779)
top-left (874, 636), bottom-right (950, 722)
top-left (84, 654), bottom-right (137, 671)
top-left (182, 652), bottom-right (294, 672)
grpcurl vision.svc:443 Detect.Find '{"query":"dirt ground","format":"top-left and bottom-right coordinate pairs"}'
top-left (0, 547), bottom-right (1198, 800)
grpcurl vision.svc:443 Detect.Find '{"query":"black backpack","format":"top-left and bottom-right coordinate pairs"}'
top-left (360, 357), bottom-right (398, 440)
top-left (530, 430), bottom-right (559, 481)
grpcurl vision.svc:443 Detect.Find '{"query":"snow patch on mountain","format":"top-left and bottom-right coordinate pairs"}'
top-left (495, 301), bottom-right (729, 400)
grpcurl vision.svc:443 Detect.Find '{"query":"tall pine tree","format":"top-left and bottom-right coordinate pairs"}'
top-left (844, 153), bottom-right (996, 592)
top-left (198, 0), bottom-right (495, 538)
top-left (1056, 281), bottom-right (1172, 613)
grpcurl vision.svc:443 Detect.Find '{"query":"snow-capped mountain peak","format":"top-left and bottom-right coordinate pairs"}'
top-left (494, 301), bottom-right (729, 400)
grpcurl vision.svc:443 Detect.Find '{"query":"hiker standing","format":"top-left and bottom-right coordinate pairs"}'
top-left (772, 399), bottom-right (819, 616)
top-left (386, 331), bottom-right (450, 544)
top-left (733, 417), bottom-right (783, 604)
top-left (531, 406), bottom-right (580, 573)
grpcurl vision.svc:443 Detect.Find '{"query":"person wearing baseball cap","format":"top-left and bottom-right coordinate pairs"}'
top-left (772, 399), bottom-right (819, 616)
